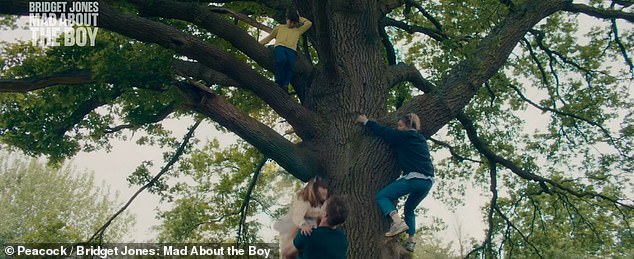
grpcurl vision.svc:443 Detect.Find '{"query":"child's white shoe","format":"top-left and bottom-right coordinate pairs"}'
top-left (384, 221), bottom-right (408, 237)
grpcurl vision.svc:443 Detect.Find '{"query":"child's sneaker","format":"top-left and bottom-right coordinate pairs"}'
top-left (384, 221), bottom-right (409, 237)
top-left (404, 241), bottom-right (416, 252)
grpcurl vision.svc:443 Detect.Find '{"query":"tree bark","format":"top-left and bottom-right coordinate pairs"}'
top-left (302, 1), bottom-right (411, 257)
top-left (0, 70), bottom-right (93, 92)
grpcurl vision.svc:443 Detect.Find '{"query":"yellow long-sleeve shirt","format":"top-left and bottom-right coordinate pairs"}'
top-left (259, 17), bottom-right (312, 51)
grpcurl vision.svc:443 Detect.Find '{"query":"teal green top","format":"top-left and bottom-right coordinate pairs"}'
top-left (293, 226), bottom-right (348, 259)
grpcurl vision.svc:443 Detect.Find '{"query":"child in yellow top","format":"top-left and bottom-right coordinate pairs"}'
top-left (259, 10), bottom-right (312, 92)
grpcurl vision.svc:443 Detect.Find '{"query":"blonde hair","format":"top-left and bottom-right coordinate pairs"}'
top-left (297, 176), bottom-right (328, 207)
top-left (399, 113), bottom-right (421, 131)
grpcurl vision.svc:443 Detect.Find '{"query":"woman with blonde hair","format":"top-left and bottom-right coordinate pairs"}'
top-left (274, 176), bottom-right (328, 259)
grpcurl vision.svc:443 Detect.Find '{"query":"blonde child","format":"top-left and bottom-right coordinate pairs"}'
top-left (356, 113), bottom-right (434, 252)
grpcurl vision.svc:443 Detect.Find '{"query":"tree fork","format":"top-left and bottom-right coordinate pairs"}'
top-left (177, 82), bottom-right (321, 181)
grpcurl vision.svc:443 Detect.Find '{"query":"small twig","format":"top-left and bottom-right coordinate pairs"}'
top-left (190, 210), bottom-right (241, 233)
top-left (521, 37), bottom-right (549, 86)
top-left (610, 18), bottom-right (634, 77)
top-left (458, 112), bottom-right (633, 210)
top-left (383, 17), bottom-right (448, 41)
top-left (509, 84), bottom-right (625, 158)
top-left (428, 137), bottom-right (482, 164)
top-left (494, 205), bottom-right (544, 258)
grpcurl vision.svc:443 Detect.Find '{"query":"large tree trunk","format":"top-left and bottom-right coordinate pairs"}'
top-left (304, 2), bottom-right (418, 257)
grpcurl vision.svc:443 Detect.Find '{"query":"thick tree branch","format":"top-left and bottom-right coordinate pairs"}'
top-left (562, 3), bottom-right (634, 22)
top-left (93, 2), bottom-right (320, 139)
top-left (400, 1), bottom-right (571, 137)
top-left (387, 63), bottom-right (436, 93)
top-left (173, 60), bottom-right (240, 87)
top-left (177, 81), bottom-right (319, 181)
top-left (103, 124), bottom-right (134, 134)
top-left (0, 70), bottom-right (93, 92)
top-left (0, 1), bottom-right (321, 139)
top-left (378, 26), bottom-right (397, 65)
top-left (0, 60), bottom-right (237, 93)
top-left (130, 0), bottom-right (314, 95)
top-left (130, 0), bottom-right (274, 72)
top-left (243, 0), bottom-right (292, 10)
top-left (0, 69), bottom-right (175, 136)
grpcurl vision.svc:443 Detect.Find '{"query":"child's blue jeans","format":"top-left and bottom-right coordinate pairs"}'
top-left (274, 46), bottom-right (296, 89)
top-left (376, 177), bottom-right (433, 235)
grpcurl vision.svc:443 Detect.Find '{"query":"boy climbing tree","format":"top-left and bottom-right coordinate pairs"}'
top-left (356, 113), bottom-right (434, 252)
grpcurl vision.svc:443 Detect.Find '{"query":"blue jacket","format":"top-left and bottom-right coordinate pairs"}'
top-left (365, 120), bottom-right (434, 177)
